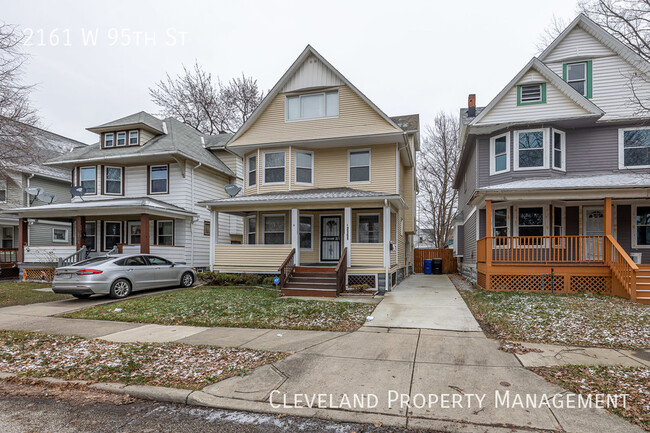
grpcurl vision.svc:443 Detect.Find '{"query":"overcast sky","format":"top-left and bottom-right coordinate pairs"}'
top-left (5, 0), bottom-right (579, 143)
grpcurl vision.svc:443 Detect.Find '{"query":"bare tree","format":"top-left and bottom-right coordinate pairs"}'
top-left (416, 112), bottom-right (460, 250)
top-left (150, 63), bottom-right (264, 134)
top-left (535, 15), bottom-right (569, 53)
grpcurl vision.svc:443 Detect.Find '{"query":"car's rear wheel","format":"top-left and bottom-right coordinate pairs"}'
top-left (180, 272), bottom-right (194, 288)
top-left (110, 279), bottom-right (132, 299)
top-left (72, 294), bottom-right (91, 299)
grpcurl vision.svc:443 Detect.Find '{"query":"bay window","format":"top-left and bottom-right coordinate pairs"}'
top-left (358, 214), bottom-right (380, 243)
top-left (515, 130), bottom-right (546, 170)
top-left (489, 133), bottom-right (510, 175)
top-left (619, 127), bottom-right (650, 169)
top-left (552, 129), bottom-right (565, 171)
top-left (80, 166), bottom-right (96, 194)
top-left (247, 155), bottom-right (256, 187)
top-left (263, 215), bottom-right (285, 245)
top-left (286, 90), bottom-right (338, 121)
top-left (264, 151), bottom-right (285, 184)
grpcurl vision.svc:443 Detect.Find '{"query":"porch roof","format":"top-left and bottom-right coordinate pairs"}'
top-left (5, 197), bottom-right (196, 219)
top-left (200, 187), bottom-right (407, 209)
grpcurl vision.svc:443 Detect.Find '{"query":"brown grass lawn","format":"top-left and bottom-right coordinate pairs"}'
top-left (0, 282), bottom-right (70, 308)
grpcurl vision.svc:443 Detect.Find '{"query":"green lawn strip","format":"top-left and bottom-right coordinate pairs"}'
top-left (0, 330), bottom-right (286, 390)
top-left (62, 286), bottom-right (375, 332)
top-left (532, 365), bottom-right (650, 431)
top-left (0, 282), bottom-right (70, 307)
top-left (454, 279), bottom-right (649, 349)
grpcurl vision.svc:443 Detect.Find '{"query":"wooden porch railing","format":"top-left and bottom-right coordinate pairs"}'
top-left (0, 248), bottom-right (17, 265)
top-left (484, 236), bottom-right (605, 264)
top-left (57, 246), bottom-right (87, 267)
top-left (278, 248), bottom-right (296, 289)
top-left (605, 235), bottom-right (638, 300)
top-left (335, 247), bottom-right (348, 294)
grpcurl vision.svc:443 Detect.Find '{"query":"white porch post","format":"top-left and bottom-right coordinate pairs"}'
top-left (344, 207), bottom-right (351, 267)
top-left (383, 204), bottom-right (391, 291)
top-left (209, 210), bottom-right (218, 271)
top-left (291, 208), bottom-right (300, 265)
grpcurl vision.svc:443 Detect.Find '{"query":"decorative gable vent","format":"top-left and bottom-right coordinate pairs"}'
top-left (520, 84), bottom-right (542, 103)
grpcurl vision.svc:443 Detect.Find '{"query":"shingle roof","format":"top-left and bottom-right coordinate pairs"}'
top-left (459, 107), bottom-right (485, 125)
top-left (87, 111), bottom-right (165, 134)
top-left (480, 173), bottom-right (650, 191)
top-left (7, 197), bottom-right (196, 217)
top-left (47, 116), bottom-right (234, 177)
top-left (390, 114), bottom-right (420, 132)
top-left (200, 187), bottom-right (400, 205)
top-left (205, 133), bottom-right (234, 149)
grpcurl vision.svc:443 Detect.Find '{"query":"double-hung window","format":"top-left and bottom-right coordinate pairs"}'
top-left (104, 133), bottom-right (115, 147)
top-left (263, 215), bottom-right (285, 245)
top-left (247, 155), bottom-right (256, 187)
top-left (634, 205), bottom-right (650, 247)
top-left (493, 208), bottom-right (509, 237)
top-left (517, 83), bottom-right (546, 105)
top-left (104, 166), bottom-right (123, 195)
top-left (489, 133), bottom-right (510, 175)
top-left (553, 206), bottom-right (564, 236)
top-left (247, 216), bottom-right (256, 244)
top-left (515, 130), bottom-right (546, 170)
top-left (79, 166), bottom-right (96, 194)
top-left (349, 150), bottom-right (370, 183)
top-left (295, 151), bottom-right (313, 184)
top-left (552, 129), bottom-right (565, 171)
top-left (116, 132), bottom-right (127, 146)
top-left (104, 221), bottom-right (121, 251)
top-left (129, 130), bottom-right (139, 145)
top-left (150, 165), bottom-right (169, 194)
top-left (264, 151), bottom-right (285, 184)
top-left (157, 221), bottom-right (173, 246)
top-left (85, 222), bottom-right (96, 251)
top-left (619, 127), bottom-right (650, 169)
top-left (517, 207), bottom-right (544, 237)
top-left (564, 61), bottom-right (591, 97)
top-left (358, 214), bottom-right (380, 243)
top-left (286, 90), bottom-right (338, 121)
top-left (299, 215), bottom-right (312, 249)
top-left (0, 178), bottom-right (6, 202)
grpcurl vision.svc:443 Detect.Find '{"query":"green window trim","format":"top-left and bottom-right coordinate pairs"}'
top-left (517, 82), bottom-right (547, 106)
top-left (563, 60), bottom-right (592, 98)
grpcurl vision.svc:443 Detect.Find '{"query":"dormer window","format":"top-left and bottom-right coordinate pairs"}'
top-left (129, 130), bottom-right (139, 145)
top-left (286, 90), bottom-right (338, 121)
top-left (116, 132), bottom-right (127, 146)
top-left (564, 61), bottom-right (592, 98)
top-left (517, 83), bottom-right (546, 105)
top-left (104, 133), bottom-right (114, 147)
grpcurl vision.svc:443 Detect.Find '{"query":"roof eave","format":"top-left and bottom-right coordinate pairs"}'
top-left (200, 194), bottom-right (407, 209)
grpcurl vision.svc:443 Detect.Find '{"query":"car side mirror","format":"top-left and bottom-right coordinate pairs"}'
top-left (170, 263), bottom-right (175, 267)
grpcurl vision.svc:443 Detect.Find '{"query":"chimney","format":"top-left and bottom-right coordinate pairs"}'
top-left (467, 94), bottom-right (476, 117)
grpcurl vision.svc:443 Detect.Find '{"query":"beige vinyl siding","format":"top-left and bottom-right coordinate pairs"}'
top-left (402, 165), bottom-right (415, 233)
top-left (350, 243), bottom-right (383, 267)
top-left (229, 85), bottom-right (400, 147)
top-left (243, 211), bottom-right (291, 245)
top-left (398, 210), bottom-right (405, 268)
top-left (244, 150), bottom-right (258, 195)
top-left (282, 55), bottom-right (342, 92)
top-left (390, 211), bottom-right (397, 266)
top-left (351, 208), bottom-right (383, 243)
top-left (214, 244), bottom-right (292, 271)
top-left (299, 211), bottom-right (320, 263)
top-left (477, 70), bottom-right (590, 125)
top-left (140, 129), bottom-right (157, 145)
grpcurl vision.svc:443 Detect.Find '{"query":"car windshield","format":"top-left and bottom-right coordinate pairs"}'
top-left (73, 257), bottom-right (113, 267)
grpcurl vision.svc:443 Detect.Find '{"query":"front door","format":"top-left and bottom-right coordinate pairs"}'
top-left (320, 215), bottom-right (341, 262)
top-left (583, 207), bottom-right (604, 260)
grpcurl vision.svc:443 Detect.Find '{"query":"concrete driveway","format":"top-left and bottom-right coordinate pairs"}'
top-left (365, 274), bottom-right (481, 331)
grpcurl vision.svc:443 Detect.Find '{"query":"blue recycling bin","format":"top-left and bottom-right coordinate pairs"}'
top-left (423, 259), bottom-right (433, 274)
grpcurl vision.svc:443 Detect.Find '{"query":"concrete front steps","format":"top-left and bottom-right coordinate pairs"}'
top-left (636, 264), bottom-right (650, 304)
top-left (282, 266), bottom-right (338, 297)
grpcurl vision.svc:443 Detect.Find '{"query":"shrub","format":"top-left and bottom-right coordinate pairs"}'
top-left (262, 276), bottom-right (277, 286)
top-left (198, 272), bottom-right (262, 286)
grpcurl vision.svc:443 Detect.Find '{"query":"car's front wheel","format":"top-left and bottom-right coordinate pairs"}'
top-left (180, 272), bottom-right (194, 288)
top-left (110, 279), bottom-right (132, 299)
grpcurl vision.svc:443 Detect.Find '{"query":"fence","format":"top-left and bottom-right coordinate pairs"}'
top-left (414, 248), bottom-right (457, 274)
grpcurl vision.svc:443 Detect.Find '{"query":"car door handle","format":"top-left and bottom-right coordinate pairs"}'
top-left (127, 268), bottom-right (134, 272)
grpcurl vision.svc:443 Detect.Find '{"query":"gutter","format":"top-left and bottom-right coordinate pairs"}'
top-left (200, 194), bottom-right (408, 209)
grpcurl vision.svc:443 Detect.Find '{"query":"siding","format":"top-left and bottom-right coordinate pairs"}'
top-left (350, 243), bottom-right (383, 267)
top-left (463, 212), bottom-right (477, 264)
top-left (29, 221), bottom-right (72, 246)
top-left (457, 225), bottom-right (465, 256)
top-left (617, 205), bottom-right (650, 262)
top-left (458, 141), bottom-right (477, 207)
top-left (229, 85), bottom-right (400, 147)
top-left (30, 175), bottom-right (72, 205)
top-left (214, 245), bottom-right (293, 271)
top-left (402, 165), bottom-right (415, 233)
top-left (282, 55), bottom-right (342, 92)
top-left (544, 27), bottom-right (613, 62)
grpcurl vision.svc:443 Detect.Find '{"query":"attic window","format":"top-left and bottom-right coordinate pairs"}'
top-left (104, 133), bottom-right (114, 147)
top-left (286, 90), bottom-right (338, 121)
top-left (517, 83), bottom-right (546, 105)
top-left (564, 61), bottom-right (592, 98)
top-left (129, 130), bottom-right (139, 145)
top-left (116, 132), bottom-right (127, 146)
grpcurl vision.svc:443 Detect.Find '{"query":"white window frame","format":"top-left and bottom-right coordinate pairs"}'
top-left (632, 204), bottom-right (650, 249)
top-left (285, 90), bottom-right (339, 122)
top-left (489, 133), bottom-right (510, 175)
top-left (103, 221), bottom-right (122, 251)
top-left (566, 62), bottom-right (587, 96)
top-left (246, 154), bottom-right (257, 188)
top-left (492, 205), bottom-right (510, 237)
top-left (127, 221), bottom-right (141, 245)
top-left (294, 150), bottom-right (314, 185)
top-left (514, 129), bottom-right (549, 171)
top-left (0, 178), bottom-right (6, 203)
top-left (552, 205), bottom-right (565, 237)
top-left (52, 227), bottom-right (69, 243)
top-left (551, 129), bottom-right (566, 172)
top-left (299, 214), bottom-right (313, 251)
top-left (149, 165), bottom-right (169, 194)
top-left (128, 130), bottom-right (139, 145)
top-left (104, 133), bottom-right (115, 148)
top-left (103, 166), bottom-right (123, 196)
top-left (618, 126), bottom-right (650, 169)
top-left (116, 131), bottom-right (127, 146)
top-left (356, 213), bottom-right (381, 243)
top-left (262, 151), bottom-right (286, 185)
top-left (156, 220), bottom-right (174, 246)
top-left (246, 215), bottom-right (257, 245)
top-left (84, 221), bottom-right (97, 252)
top-left (263, 214), bottom-right (286, 245)
top-left (514, 205), bottom-right (548, 237)
top-left (348, 149), bottom-right (371, 184)
top-left (79, 166), bottom-right (97, 195)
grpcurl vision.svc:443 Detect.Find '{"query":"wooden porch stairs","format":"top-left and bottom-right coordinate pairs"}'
top-left (637, 264), bottom-right (650, 304)
top-left (282, 266), bottom-right (338, 297)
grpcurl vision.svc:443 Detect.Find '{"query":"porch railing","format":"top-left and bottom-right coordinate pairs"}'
top-left (605, 235), bottom-right (638, 300)
top-left (58, 246), bottom-right (87, 267)
top-left (335, 247), bottom-right (348, 294)
top-left (479, 236), bottom-right (605, 264)
top-left (0, 248), bottom-right (17, 265)
top-left (278, 248), bottom-right (296, 289)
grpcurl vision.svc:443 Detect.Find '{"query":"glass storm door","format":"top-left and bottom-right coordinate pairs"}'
top-left (320, 216), bottom-right (341, 262)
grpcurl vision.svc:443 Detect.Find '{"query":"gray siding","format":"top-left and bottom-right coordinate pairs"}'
top-left (457, 225), bottom-right (464, 256)
top-left (30, 175), bottom-right (72, 206)
top-left (463, 212), bottom-right (477, 264)
top-left (30, 221), bottom-right (72, 246)
top-left (617, 205), bottom-right (650, 263)
top-left (458, 142), bottom-right (477, 207)
top-left (478, 209), bottom-right (486, 239)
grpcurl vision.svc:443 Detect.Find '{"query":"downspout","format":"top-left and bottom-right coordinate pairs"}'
top-left (190, 162), bottom-right (202, 267)
top-left (27, 174), bottom-right (35, 246)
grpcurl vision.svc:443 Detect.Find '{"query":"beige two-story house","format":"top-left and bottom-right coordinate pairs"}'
top-left (202, 45), bottom-right (419, 296)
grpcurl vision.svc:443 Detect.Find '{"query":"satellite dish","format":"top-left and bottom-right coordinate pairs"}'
top-left (70, 186), bottom-right (87, 201)
top-left (25, 187), bottom-right (43, 205)
top-left (36, 192), bottom-right (58, 204)
top-left (224, 184), bottom-right (241, 198)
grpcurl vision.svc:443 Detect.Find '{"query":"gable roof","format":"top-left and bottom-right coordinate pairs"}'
top-left (87, 111), bottom-right (166, 134)
top-left (228, 45), bottom-right (402, 144)
top-left (539, 13), bottom-right (650, 75)
top-left (470, 57), bottom-right (604, 126)
top-left (390, 114), bottom-right (420, 132)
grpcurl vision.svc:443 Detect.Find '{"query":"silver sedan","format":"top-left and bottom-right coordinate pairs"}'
top-left (52, 254), bottom-right (196, 299)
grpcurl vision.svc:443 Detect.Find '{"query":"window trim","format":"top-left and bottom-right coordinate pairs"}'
top-left (128, 130), bottom-right (139, 146)
top-left (203, 221), bottom-right (210, 236)
top-left (155, 220), bottom-right (174, 246)
top-left (632, 204), bottom-right (650, 249)
top-left (104, 133), bottom-right (115, 148)
top-left (489, 133), bottom-right (510, 175)
top-left (563, 60), bottom-right (592, 98)
top-left (294, 150), bottom-right (314, 185)
top-left (78, 166), bottom-right (97, 195)
top-left (148, 164), bottom-right (169, 195)
top-left (517, 82), bottom-right (547, 106)
top-left (299, 214), bottom-right (313, 251)
top-left (84, 221), bottom-right (97, 252)
top-left (492, 205), bottom-right (511, 237)
top-left (514, 205), bottom-right (547, 237)
top-left (284, 89), bottom-right (339, 122)
top-left (552, 205), bottom-right (565, 237)
top-left (103, 166), bottom-right (124, 196)
top-left (262, 214), bottom-right (286, 245)
top-left (52, 227), bottom-right (70, 243)
top-left (0, 178), bottom-right (7, 203)
top-left (618, 126), bottom-right (650, 169)
top-left (103, 221), bottom-right (122, 252)
top-left (246, 154), bottom-right (257, 188)
top-left (246, 215), bottom-right (257, 245)
top-left (356, 212), bottom-right (381, 243)
top-left (127, 221), bottom-right (141, 245)
top-left (348, 149), bottom-right (371, 184)
top-left (262, 150), bottom-right (286, 185)
top-left (551, 129), bottom-right (566, 172)
top-left (513, 129), bottom-right (549, 171)
top-left (116, 131), bottom-right (127, 147)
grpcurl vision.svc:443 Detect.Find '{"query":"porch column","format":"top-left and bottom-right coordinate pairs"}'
top-left (484, 200), bottom-right (492, 290)
top-left (604, 197), bottom-right (612, 237)
top-left (17, 218), bottom-right (27, 263)
top-left (209, 210), bottom-right (218, 271)
top-left (75, 216), bottom-right (86, 250)
top-left (344, 207), bottom-right (351, 267)
top-left (383, 205), bottom-right (391, 291)
top-left (291, 208), bottom-right (300, 265)
top-left (140, 214), bottom-right (150, 254)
